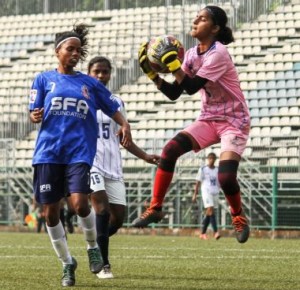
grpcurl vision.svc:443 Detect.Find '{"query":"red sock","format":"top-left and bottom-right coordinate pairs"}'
top-left (150, 168), bottom-right (174, 209)
top-left (225, 192), bottom-right (242, 215)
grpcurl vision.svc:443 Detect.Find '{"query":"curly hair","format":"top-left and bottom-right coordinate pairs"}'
top-left (54, 23), bottom-right (89, 61)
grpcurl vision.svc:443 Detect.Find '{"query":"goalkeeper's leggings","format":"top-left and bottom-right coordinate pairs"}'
top-left (150, 133), bottom-right (193, 209)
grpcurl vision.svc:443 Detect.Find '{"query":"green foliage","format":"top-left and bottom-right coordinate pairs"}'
top-left (1, 232), bottom-right (300, 289)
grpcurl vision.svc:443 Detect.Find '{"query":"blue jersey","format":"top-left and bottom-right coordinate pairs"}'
top-left (29, 69), bottom-right (119, 166)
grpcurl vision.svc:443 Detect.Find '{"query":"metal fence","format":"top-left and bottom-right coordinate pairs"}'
top-left (1, 156), bottom-right (299, 231)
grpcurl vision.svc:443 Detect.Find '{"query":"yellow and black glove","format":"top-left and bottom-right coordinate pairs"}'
top-left (161, 49), bottom-right (181, 73)
top-left (151, 38), bottom-right (182, 73)
top-left (138, 42), bottom-right (158, 81)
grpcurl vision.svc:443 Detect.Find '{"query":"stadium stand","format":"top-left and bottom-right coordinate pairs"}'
top-left (0, 1), bottom-right (299, 229)
top-left (0, 6), bottom-right (299, 142)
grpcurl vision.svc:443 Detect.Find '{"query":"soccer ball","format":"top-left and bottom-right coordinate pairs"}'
top-left (147, 35), bottom-right (184, 74)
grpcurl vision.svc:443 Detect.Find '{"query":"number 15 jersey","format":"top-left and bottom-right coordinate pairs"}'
top-left (91, 96), bottom-right (125, 181)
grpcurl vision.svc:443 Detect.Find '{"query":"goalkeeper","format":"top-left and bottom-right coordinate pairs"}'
top-left (132, 5), bottom-right (251, 244)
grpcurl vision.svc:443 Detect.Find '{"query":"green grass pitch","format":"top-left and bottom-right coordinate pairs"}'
top-left (0, 232), bottom-right (300, 289)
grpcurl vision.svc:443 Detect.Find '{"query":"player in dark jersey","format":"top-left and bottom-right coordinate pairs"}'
top-left (29, 24), bottom-right (132, 287)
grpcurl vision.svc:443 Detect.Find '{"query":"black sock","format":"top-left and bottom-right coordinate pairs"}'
top-left (210, 214), bottom-right (218, 232)
top-left (96, 212), bottom-right (110, 265)
top-left (201, 215), bottom-right (210, 234)
top-left (109, 224), bottom-right (119, 237)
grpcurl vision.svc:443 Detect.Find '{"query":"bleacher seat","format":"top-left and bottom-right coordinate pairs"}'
top-left (281, 127), bottom-right (292, 135)
top-left (0, 2), bottom-right (299, 170)
top-left (278, 158), bottom-right (289, 166)
top-left (289, 158), bottom-right (299, 166)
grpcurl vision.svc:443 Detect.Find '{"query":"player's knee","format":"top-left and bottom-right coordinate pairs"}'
top-left (218, 160), bottom-right (240, 195)
top-left (45, 215), bottom-right (60, 227)
top-left (164, 133), bottom-right (192, 157)
top-left (98, 209), bottom-right (110, 218)
top-left (206, 207), bottom-right (214, 215)
top-left (43, 205), bottom-right (60, 226)
top-left (160, 133), bottom-right (193, 171)
top-left (73, 203), bottom-right (90, 217)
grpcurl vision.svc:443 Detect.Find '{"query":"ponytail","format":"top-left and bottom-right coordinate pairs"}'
top-left (217, 26), bottom-right (234, 45)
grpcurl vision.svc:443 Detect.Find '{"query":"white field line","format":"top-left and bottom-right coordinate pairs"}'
top-left (0, 244), bottom-right (300, 261)
top-left (1, 244), bottom-right (300, 254)
top-left (110, 246), bottom-right (300, 254)
top-left (0, 254), bottom-right (297, 260)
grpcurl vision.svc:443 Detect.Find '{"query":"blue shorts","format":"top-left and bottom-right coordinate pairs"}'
top-left (33, 163), bottom-right (92, 204)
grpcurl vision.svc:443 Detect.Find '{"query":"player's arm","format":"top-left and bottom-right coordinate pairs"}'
top-left (31, 197), bottom-right (38, 211)
top-left (139, 41), bottom-right (208, 98)
top-left (192, 180), bottom-right (201, 203)
top-left (173, 73), bottom-right (208, 95)
top-left (153, 78), bottom-right (183, 100)
top-left (157, 46), bottom-right (209, 95)
top-left (29, 74), bottom-right (45, 123)
top-left (116, 101), bottom-right (159, 164)
top-left (137, 42), bottom-right (180, 100)
top-left (111, 111), bottom-right (132, 148)
top-left (124, 142), bottom-right (160, 165)
top-left (153, 74), bottom-right (208, 99)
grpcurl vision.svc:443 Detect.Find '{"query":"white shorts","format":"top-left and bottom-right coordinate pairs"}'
top-left (201, 192), bottom-right (219, 209)
top-left (90, 172), bottom-right (126, 206)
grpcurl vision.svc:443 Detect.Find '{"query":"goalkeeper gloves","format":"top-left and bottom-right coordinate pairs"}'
top-left (138, 42), bottom-right (158, 81)
top-left (161, 50), bottom-right (181, 73)
top-left (151, 37), bottom-right (182, 73)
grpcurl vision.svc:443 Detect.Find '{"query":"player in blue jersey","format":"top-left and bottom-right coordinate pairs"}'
top-left (29, 24), bottom-right (132, 287)
top-left (87, 56), bottom-right (160, 279)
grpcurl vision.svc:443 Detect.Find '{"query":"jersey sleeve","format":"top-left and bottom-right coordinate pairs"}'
top-left (196, 50), bottom-right (228, 82)
top-left (94, 82), bottom-right (120, 117)
top-left (28, 73), bottom-right (46, 110)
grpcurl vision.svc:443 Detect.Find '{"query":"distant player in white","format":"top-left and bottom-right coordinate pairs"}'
top-left (87, 56), bottom-right (160, 279)
top-left (193, 152), bottom-right (221, 240)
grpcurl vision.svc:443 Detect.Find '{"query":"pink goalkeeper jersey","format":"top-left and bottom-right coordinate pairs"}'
top-left (181, 41), bottom-right (250, 131)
